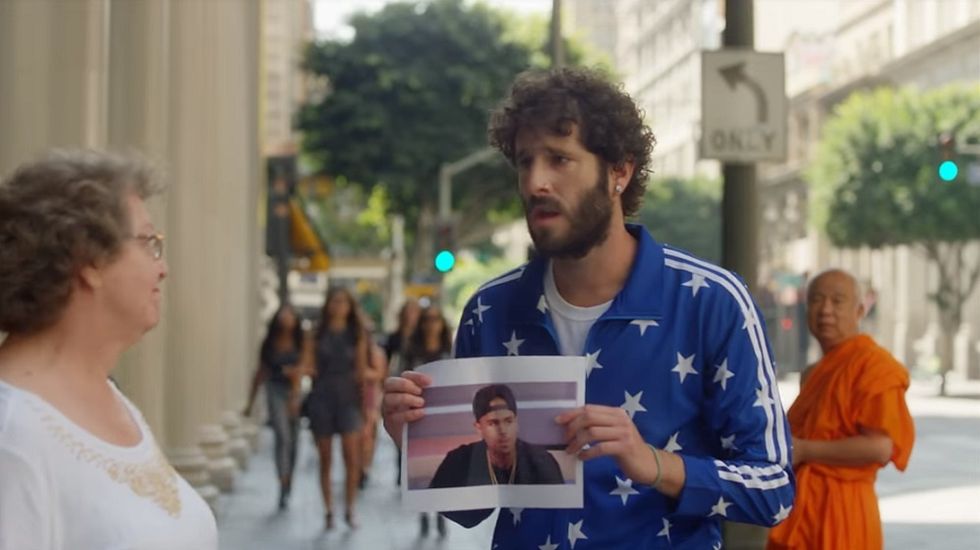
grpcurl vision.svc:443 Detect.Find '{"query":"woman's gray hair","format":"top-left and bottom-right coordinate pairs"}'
top-left (0, 149), bottom-right (164, 334)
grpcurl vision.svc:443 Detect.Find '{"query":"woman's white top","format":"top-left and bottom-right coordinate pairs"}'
top-left (0, 380), bottom-right (218, 550)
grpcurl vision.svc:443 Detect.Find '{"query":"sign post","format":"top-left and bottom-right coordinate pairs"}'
top-left (707, 4), bottom-right (783, 546)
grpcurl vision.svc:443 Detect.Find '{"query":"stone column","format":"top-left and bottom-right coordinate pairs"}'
top-left (165, 0), bottom-right (257, 496)
top-left (0, 0), bottom-right (108, 170)
top-left (211, 0), bottom-right (260, 471)
top-left (106, 0), bottom-right (172, 441)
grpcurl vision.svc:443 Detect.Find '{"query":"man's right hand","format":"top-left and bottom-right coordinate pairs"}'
top-left (381, 371), bottom-right (432, 447)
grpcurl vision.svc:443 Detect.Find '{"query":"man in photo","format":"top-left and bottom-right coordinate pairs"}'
top-left (429, 384), bottom-right (564, 488)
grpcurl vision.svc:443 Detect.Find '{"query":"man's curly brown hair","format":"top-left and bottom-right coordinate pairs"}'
top-left (488, 67), bottom-right (656, 218)
top-left (0, 150), bottom-right (162, 334)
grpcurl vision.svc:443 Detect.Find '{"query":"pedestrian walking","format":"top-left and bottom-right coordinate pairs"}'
top-left (307, 287), bottom-right (368, 529)
top-left (359, 322), bottom-right (388, 489)
top-left (243, 303), bottom-right (307, 510)
top-left (385, 298), bottom-right (421, 486)
top-left (401, 304), bottom-right (453, 537)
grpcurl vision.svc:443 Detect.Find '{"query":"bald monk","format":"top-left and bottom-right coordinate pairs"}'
top-left (767, 269), bottom-right (915, 550)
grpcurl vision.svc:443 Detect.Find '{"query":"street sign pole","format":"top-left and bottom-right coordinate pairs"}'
top-left (721, 0), bottom-right (758, 297)
top-left (720, 2), bottom-right (769, 549)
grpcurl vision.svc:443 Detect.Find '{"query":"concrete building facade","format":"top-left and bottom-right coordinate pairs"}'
top-left (262, 0), bottom-right (316, 156)
top-left (567, 0), bottom-right (980, 377)
top-left (758, 1), bottom-right (980, 375)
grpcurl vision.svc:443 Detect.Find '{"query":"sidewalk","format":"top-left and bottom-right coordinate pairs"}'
top-left (217, 425), bottom-right (495, 550)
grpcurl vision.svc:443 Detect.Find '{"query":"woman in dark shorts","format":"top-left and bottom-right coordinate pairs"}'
top-left (306, 287), bottom-right (368, 529)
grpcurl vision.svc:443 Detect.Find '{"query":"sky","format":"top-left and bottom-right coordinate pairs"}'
top-left (313, 0), bottom-right (551, 40)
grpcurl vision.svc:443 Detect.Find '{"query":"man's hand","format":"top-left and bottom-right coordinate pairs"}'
top-left (382, 371), bottom-right (432, 447)
top-left (557, 404), bottom-right (686, 497)
top-left (557, 405), bottom-right (659, 484)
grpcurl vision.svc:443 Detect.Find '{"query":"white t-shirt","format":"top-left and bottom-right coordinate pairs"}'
top-left (544, 262), bottom-right (612, 356)
top-left (0, 380), bottom-right (218, 550)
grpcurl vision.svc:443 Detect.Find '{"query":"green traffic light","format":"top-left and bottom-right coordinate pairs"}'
top-left (938, 160), bottom-right (959, 182)
top-left (434, 249), bottom-right (456, 273)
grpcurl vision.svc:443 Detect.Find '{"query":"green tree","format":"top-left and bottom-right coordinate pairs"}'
top-left (808, 85), bottom-right (980, 394)
top-left (298, 0), bottom-right (536, 274)
top-left (298, 177), bottom-right (391, 257)
top-left (634, 176), bottom-right (722, 264)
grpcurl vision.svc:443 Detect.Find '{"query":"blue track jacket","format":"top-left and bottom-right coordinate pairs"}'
top-left (450, 224), bottom-right (795, 549)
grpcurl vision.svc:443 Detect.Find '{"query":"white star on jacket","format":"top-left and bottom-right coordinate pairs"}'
top-left (630, 319), bottom-right (659, 336)
top-left (537, 535), bottom-right (558, 550)
top-left (709, 496), bottom-right (733, 517)
top-left (464, 317), bottom-right (475, 335)
top-left (720, 434), bottom-right (737, 451)
top-left (664, 431), bottom-right (683, 453)
top-left (502, 331), bottom-right (524, 356)
top-left (742, 309), bottom-right (759, 330)
top-left (773, 503), bottom-right (793, 523)
top-left (620, 390), bottom-right (647, 419)
top-left (657, 518), bottom-right (672, 541)
top-left (471, 296), bottom-right (491, 324)
top-left (672, 352), bottom-right (698, 383)
top-left (682, 273), bottom-right (709, 297)
top-left (610, 476), bottom-right (640, 505)
top-left (713, 358), bottom-right (734, 390)
top-left (585, 349), bottom-right (604, 378)
top-left (537, 294), bottom-right (549, 313)
top-left (567, 520), bottom-right (588, 549)
top-left (509, 507), bottom-right (523, 525)
top-left (753, 387), bottom-right (775, 408)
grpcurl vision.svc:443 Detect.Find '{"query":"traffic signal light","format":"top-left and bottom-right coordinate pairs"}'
top-left (938, 132), bottom-right (959, 183)
top-left (434, 219), bottom-right (456, 273)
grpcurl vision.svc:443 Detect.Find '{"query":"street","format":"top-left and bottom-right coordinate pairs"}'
top-left (219, 379), bottom-right (980, 550)
top-left (876, 383), bottom-right (980, 549)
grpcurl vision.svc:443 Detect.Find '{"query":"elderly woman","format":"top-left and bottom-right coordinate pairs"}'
top-left (0, 151), bottom-right (217, 549)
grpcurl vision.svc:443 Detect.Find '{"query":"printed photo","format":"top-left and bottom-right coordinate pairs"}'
top-left (402, 356), bottom-right (586, 512)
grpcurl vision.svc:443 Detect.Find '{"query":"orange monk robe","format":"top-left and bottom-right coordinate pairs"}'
top-left (767, 334), bottom-right (915, 550)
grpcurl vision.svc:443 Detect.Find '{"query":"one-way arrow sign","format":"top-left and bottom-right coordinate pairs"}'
top-left (701, 51), bottom-right (786, 162)
top-left (719, 62), bottom-right (768, 123)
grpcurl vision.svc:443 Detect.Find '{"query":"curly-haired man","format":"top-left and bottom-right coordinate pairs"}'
top-left (385, 67), bottom-right (795, 549)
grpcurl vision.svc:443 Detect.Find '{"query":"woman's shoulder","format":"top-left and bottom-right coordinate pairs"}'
top-left (0, 380), bottom-right (52, 455)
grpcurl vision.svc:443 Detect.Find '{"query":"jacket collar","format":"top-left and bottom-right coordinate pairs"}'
top-left (510, 224), bottom-right (664, 325)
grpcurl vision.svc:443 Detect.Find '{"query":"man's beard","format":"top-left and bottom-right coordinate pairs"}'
top-left (524, 170), bottom-right (613, 260)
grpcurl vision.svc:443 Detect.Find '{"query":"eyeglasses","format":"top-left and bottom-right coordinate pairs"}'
top-left (131, 233), bottom-right (165, 260)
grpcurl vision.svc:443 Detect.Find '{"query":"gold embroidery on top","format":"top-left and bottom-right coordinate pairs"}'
top-left (41, 413), bottom-right (182, 517)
